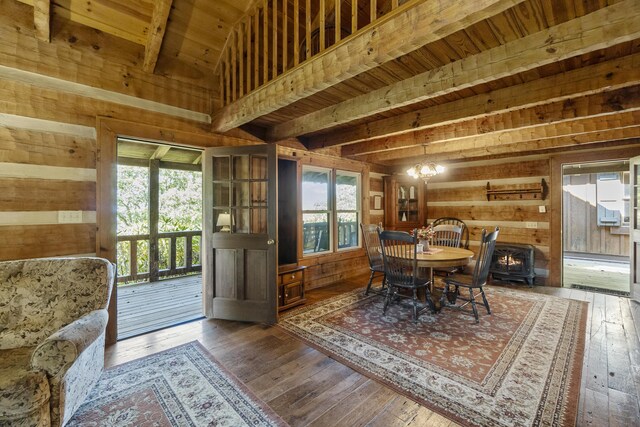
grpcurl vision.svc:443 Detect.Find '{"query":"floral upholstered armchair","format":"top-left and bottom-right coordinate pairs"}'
top-left (0, 257), bottom-right (114, 427)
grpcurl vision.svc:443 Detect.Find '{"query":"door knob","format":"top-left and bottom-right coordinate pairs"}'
top-left (267, 239), bottom-right (275, 245)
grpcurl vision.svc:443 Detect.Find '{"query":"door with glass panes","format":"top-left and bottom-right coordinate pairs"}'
top-left (202, 144), bottom-right (277, 323)
top-left (631, 155), bottom-right (640, 303)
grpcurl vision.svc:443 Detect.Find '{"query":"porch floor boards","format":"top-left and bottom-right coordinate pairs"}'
top-left (106, 274), bottom-right (640, 426)
top-left (117, 274), bottom-right (203, 339)
top-left (563, 256), bottom-right (630, 293)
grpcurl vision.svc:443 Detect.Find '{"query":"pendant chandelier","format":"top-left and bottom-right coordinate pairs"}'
top-left (406, 162), bottom-right (445, 182)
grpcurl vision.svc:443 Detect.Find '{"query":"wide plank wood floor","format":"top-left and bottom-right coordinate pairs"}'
top-left (106, 275), bottom-right (640, 426)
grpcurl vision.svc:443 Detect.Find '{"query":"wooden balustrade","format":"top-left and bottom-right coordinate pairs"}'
top-left (217, 0), bottom-right (416, 107)
top-left (117, 230), bottom-right (202, 284)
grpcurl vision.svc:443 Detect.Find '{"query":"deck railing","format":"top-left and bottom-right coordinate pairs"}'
top-left (117, 230), bottom-right (202, 284)
top-left (217, 0), bottom-right (418, 106)
top-left (303, 221), bottom-right (359, 253)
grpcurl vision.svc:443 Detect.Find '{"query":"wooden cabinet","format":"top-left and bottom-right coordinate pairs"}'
top-left (383, 175), bottom-right (425, 231)
top-left (278, 265), bottom-right (306, 311)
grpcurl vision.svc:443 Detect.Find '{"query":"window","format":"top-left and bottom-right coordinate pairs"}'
top-left (336, 171), bottom-right (360, 249)
top-left (302, 166), bottom-right (361, 255)
top-left (302, 167), bottom-right (331, 253)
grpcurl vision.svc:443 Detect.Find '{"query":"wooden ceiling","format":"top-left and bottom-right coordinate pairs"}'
top-left (211, 0), bottom-right (640, 171)
top-left (11, 0), bottom-right (640, 170)
top-left (14, 0), bottom-right (256, 82)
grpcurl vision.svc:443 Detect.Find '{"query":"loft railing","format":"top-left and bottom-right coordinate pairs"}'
top-left (217, 0), bottom-right (417, 106)
top-left (116, 230), bottom-right (202, 284)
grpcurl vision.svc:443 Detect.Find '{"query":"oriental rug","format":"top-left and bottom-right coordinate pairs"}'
top-left (67, 341), bottom-right (288, 427)
top-left (279, 287), bottom-right (588, 427)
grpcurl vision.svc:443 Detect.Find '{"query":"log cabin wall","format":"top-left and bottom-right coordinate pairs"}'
top-left (426, 156), bottom-right (551, 285)
top-left (0, 0), bottom-right (215, 261)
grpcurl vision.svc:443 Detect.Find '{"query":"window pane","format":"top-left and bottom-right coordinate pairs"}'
top-left (302, 168), bottom-right (329, 210)
top-left (303, 213), bottom-right (329, 253)
top-left (232, 182), bottom-right (250, 207)
top-left (251, 155), bottom-right (267, 179)
top-left (212, 156), bottom-right (230, 181)
top-left (338, 212), bottom-right (359, 249)
top-left (336, 173), bottom-right (358, 210)
top-left (233, 209), bottom-right (250, 234)
top-left (233, 155), bottom-right (250, 179)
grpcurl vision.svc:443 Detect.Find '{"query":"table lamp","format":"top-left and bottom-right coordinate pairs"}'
top-left (217, 213), bottom-right (231, 232)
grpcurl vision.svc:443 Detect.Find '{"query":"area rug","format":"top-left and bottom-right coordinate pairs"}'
top-left (279, 287), bottom-right (588, 427)
top-left (67, 341), bottom-right (288, 427)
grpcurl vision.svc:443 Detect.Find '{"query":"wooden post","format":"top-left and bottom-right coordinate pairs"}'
top-left (335, 0), bottom-right (341, 43)
top-left (238, 24), bottom-right (244, 97)
top-left (231, 30), bottom-right (237, 101)
top-left (305, 0), bottom-right (311, 59)
top-left (246, 16), bottom-right (252, 92)
top-left (283, 0), bottom-right (288, 72)
top-left (263, 0), bottom-right (269, 82)
top-left (224, 49), bottom-right (231, 105)
top-left (254, 10), bottom-right (260, 87)
top-left (149, 159), bottom-right (160, 283)
top-left (319, 0), bottom-right (325, 51)
top-left (294, 0), bottom-right (299, 66)
top-left (170, 236), bottom-right (177, 272)
top-left (351, 0), bottom-right (357, 34)
top-left (272, 0), bottom-right (278, 77)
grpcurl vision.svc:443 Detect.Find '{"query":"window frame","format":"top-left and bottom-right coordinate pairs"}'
top-left (301, 165), bottom-right (333, 255)
top-left (301, 165), bottom-right (362, 258)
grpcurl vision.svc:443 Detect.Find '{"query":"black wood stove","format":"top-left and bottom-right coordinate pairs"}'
top-left (490, 243), bottom-right (536, 286)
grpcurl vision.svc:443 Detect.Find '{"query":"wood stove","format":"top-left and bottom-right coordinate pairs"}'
top-left (490, 243), bottom-right (536, 286)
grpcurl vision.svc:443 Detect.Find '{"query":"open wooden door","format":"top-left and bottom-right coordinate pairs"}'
top-left (631, 155), bottom-right (640, 302)
top-left (202, 144), bottom-right (277, 323)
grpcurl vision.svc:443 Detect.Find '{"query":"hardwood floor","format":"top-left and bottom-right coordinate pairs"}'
top-left (105, 275), bottom-right (640, 426)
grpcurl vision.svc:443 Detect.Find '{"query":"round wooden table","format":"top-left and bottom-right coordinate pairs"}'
top-left (415, 246), bottom-right (474, 292)
top-left (415, 246), bottom-right (474, 269)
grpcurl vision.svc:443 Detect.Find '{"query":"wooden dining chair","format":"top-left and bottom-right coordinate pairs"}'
top-left (431, 217), bottom-right (469, 277)
top-left (431, 217), bottom-right (469, 249)
top-left (439, 227), bottom-right (500, 323)
top-left (378, 229), bottom-right (435, 322)
top-left (360, 223), bottom-right (386, 295)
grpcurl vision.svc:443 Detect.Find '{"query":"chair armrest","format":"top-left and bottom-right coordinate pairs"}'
top-left (30, 310), bottom-right (109, 377)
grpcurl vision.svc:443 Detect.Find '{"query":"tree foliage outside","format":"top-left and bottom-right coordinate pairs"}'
top-left (116, 165), bottom-right (202, 284)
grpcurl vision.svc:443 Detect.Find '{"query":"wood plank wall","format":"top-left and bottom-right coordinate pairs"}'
top-left (0, 0), bottom-right (214, 262)
top-left (426, 156), bottom-right (551, 285)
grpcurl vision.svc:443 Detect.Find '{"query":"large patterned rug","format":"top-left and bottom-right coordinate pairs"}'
top-left (279, 287), bottom-right (588, 427)
top-left (68, 341), bottom-right (288, 427)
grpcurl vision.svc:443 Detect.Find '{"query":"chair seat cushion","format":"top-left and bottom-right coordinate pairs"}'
top-left (0, 347), bottom-right (50, 419)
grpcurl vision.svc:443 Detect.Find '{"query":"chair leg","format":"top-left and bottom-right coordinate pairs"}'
top-left (412, 287), bottom-right (418, 323)
top-left (365, 270), bottom-right (375, 295)
top-left (439, 282), bottom-right (450, 308)
top-left (469, 288), bottom-right (479, 323)
top-left (480, 287), bottom-right (491, 314)
top-left (383, 285), bottom-right (393, 315)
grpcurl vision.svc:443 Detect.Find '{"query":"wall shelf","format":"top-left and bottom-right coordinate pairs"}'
top-left (486, 179), bottom-right (548, 201)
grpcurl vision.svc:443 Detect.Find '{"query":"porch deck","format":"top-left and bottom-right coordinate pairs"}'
top-left (563, 256), bottom-right (630, 294)
top-left (117, 274), bottom-right (204, 340)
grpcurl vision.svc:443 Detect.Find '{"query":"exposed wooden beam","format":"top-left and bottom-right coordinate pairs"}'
top-left (33, 0), bottom-right (50, 42)
top-left (424, 128), bottom-right (640, 163)
top-left (143, 0), bottom-right (172, 74)
top-left (269, 0), bottom-right (640, 141)
top-left (211, 0), bottom-right (527, 132)
top-left (343, 86), bottom-right (640, 157)
top-left (361, 110), bottom-right (640, 164)
top-left (306, 54), bottom-right (640, 149)
top-left (150, 145), bottom-right (172, 160)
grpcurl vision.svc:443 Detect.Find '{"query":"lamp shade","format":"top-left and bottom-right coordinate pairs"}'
top-left (216, 213), bottom-right (232, 232)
